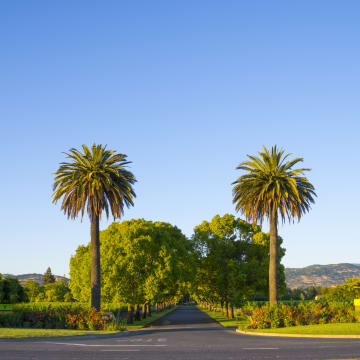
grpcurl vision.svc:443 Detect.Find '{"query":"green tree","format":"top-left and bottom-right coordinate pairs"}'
top-left (232, 146), bottom-right (316, 304)
top-left (23, 280), bottom-right (40, 302)
top-left (191, 214), bottom-right (286, 315)
top-left (42, 282), bottom-right (72, 302)
top-left (70, 219), bottom-right (192, 320)
top-left (53, 144), bottom-right (136, 310)
top-left (42, 267), bottom-right (55, 284)
top-left (0, 276), bottom-right (27, 304)
top-left (322, 277), bottom-right (360, 301)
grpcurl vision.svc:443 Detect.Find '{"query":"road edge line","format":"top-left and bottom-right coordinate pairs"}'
top-left (236, 329), bottom-right (360, 339)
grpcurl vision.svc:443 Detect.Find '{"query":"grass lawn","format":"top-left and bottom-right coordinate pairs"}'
top-left (244, 323), bottom-right (360, 335)
top-left (127, 306), bottom-right (177, 329)
top-left (0, 306), bottom-right (176, 338)
top-left (198, 306), bottom-right (248, 328)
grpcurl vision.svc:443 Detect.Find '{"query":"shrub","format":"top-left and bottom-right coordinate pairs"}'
top-left (0, 302), bottom-right (128, 330)
top-left (244, 301), bottom-right (356, 329)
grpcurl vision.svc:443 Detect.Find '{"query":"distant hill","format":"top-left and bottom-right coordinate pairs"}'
top-left (2, 273), bottom-right (69, 285)
top-left (4, 264), bottom-right (360, 289)
top-left (285, 263), bottom-right (360, 289)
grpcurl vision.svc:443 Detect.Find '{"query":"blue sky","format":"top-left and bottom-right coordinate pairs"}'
top-left (1, 1), bottom-right (359, 276)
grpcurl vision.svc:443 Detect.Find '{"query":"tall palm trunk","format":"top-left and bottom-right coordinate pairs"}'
top-left (269, 211), bottom-right (278, 305)
top-left (90, 214), bottom-right (101, 311)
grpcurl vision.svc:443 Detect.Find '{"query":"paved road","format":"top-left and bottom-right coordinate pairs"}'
top-left (2, 306), bottom-right (360, 359)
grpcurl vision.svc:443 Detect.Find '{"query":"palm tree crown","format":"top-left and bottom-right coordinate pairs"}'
top-left (232, 145), bottom-right (316, 224)
top-left (52, 144), bottom-right (136, 220)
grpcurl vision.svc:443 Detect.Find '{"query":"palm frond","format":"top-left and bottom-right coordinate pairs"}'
top-left (52, 143), bottom-right (136, 220)
top-left (232, 146), bottom-right (316, 224)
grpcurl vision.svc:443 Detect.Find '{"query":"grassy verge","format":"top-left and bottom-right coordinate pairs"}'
top-left (0, 328), bottom-right (117, 339)
top-left (127, 306), bottom-right (177, 329)
top-left (197, 306), bottom-right (248, 328)
top-left (244, 323), bottom-right (360, 335)
top-left (0, 306), bottom-right (177, 338)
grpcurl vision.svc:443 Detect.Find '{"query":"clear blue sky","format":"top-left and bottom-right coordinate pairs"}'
top-left (1, 1), bottom-right (359, 277)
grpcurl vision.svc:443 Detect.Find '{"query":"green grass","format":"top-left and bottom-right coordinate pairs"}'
top-left (244, 323), bottom-right (360, 335)
top-left (198, 306), bottom-right (248, 328)
top-left (127, 306), bottom-right (177, 329)
top-left (0, 328), bottom-right (117, 338)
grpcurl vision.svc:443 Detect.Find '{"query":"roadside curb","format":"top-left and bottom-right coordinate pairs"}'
top-left (236, 329), bottom-right (360, 339)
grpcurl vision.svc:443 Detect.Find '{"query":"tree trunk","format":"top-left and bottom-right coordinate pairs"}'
top-left (225, 301), bottom-right (229, 319)
top-left (231, 306), bottom-right (234, 319)
top-left (134, 304), bottom-right (141, 321)
top-left (147, 303), bottom-right (152, 317)
top-left (156, 303), bottom-right (159, 312)
top-left (142, 304), bottom-right (147, 319)
top-left (127, 304), bottom-right (133, 324)
top-left (90, 214), bottom-right (101, 311)
top-left (269, 211), bottom-right (278, 305)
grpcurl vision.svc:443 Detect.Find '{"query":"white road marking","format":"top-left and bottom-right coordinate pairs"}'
top-left (243, 347), bottom-right (279, 350)
top-left (101, 350), bottom-right (139, 352)
top-left (145, 338), bottom-right (152, 342)
top-left (43, 342), bottom-right (167, 347)
top-left (157, 338), bottom-right (167, 342)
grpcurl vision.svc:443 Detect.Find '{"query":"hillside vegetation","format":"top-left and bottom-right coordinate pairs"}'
top-left (285, 263), bottom-right (360, 288)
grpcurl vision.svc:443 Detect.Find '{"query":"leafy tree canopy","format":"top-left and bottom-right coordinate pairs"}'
top-left (0, 276), bottom-right (27, 304)
top-left (191, 214), bottom-right (286, 307)
top-left (69, 219), bottom-right (194, 306)
top-left (42, 267), bottom-right (55, 285)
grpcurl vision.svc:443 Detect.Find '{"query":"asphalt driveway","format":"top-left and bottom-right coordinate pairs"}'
top-left (1, 305), bottom-right (360, 359)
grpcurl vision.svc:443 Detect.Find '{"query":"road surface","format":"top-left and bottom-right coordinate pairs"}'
top-left (1, 305), bottom-right (360, 359)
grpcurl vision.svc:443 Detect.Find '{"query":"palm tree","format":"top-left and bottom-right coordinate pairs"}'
top-left (232, 146), bottom-right (316, 305)
top-left (52, 144), bottom-right (136, 311)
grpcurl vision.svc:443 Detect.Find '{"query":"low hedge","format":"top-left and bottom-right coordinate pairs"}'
top-left (239, 301), bottom-right (356, 329)
top-left (0, 302), bottom-right (128, 330)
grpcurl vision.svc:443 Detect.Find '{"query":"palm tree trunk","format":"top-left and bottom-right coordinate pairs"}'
top-left (269, 211), bottom-right (278, 305)
top-left (90, 214), bottom-right (101, 311)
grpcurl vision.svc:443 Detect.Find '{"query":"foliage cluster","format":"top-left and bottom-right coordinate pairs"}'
top-left (321, 276), bottom-right (360, 302)
top-left (69, 219), bottom-right (191, 318)
top-left (281, 286), bottom-right (322, 301)
top-left (241, 301), bottom-right (356, 329)
top-left (23, 281), bottom-right (72, 302)
top-left (191, 214), bottom-right (286, 315)
top-left (0, 276), bottom-right (27, 304)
